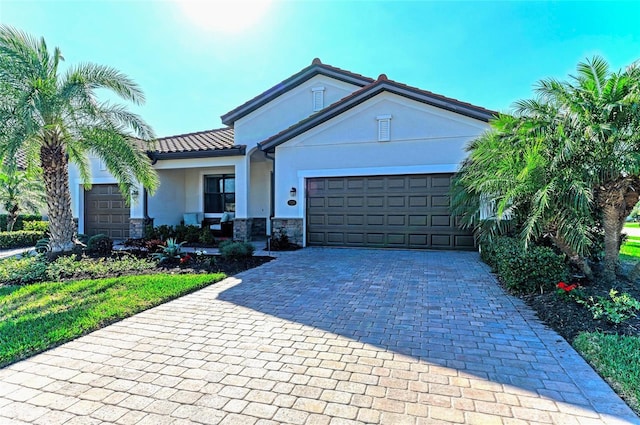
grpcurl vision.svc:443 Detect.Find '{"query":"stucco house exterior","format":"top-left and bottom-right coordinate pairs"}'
top-left (70, 59), bottom-right (496, 249)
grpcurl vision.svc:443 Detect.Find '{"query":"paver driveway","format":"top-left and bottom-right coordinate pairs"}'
top-left (1, 249), bottom-right (638, 425)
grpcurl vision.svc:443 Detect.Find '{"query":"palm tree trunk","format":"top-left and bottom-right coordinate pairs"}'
top-left (6, 204), bottom-right (18, 232)
top-left (41, 143), bottom-right (75, 253)
top-left (550, 234), bottom-right (593, 280)
top-left (597, 177), bottom-right (640, 283)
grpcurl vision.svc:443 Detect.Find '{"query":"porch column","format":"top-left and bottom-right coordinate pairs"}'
top-left (233, 156), bottom-right (252, 241)
top-left (129, 182), bottom-right (145, 238)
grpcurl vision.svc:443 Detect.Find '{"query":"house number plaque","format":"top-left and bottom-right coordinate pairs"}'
top-left (287, 200), bottom-right (297, 206)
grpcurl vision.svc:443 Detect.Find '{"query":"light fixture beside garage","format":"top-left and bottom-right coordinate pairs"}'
top-left (290, 187), bottom-right (297, 197)
top-left (377, 114), bottom-right (392, 141)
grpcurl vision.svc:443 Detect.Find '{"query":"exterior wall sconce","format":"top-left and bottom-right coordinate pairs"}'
top-left (131, 188), bottom-right (139, 200)
top-left (290, 187), bottom-right (297, 197)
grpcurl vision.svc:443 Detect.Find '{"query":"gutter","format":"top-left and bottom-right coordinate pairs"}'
top-left (148, 146), bottom-right (247, 162)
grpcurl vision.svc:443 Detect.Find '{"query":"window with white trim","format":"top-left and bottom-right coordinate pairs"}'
top-left (312, 86), bottom-right (325, 112)
top-left (377, 114), bottom-right (392, 141)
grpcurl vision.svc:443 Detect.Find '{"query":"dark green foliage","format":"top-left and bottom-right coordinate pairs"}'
top-left (35, 238), bottom-right (49, 254)
top-left (144, 224), bottom-right (216, 246)
top-left (219, 240), bottom-right (255, 259)
top-left (267, 227), bottom-right (302, 251)
top-left (0, 231), bottom-right (46, 249)
top-left (87, 234), bottom-right (113, 256)
top-left (0, 214), bottom-right (42, 232)
top-left (22, 221), bottom-right (49, 233)
top-left (199, 230), bottom-right (216, 245)
top-left (484, 236), bottom-right (569, 293)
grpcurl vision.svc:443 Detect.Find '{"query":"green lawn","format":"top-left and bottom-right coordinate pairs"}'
top-left (620, 235), bottom-right (640, 262)
top-left (0, 273), bottom-right (225, 367)
top-left (625, 223), bottom-right (640, 229)
top-left (574, 332), bottom-right (640, 412)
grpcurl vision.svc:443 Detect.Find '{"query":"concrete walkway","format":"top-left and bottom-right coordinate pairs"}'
top-left (0, 249), bottom-right (638, 424)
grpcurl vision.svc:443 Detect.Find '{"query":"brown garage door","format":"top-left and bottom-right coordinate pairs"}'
top-left (84, 184), bottom-right (130, 239)
top-left (306, 174), bottom-right (475, 250)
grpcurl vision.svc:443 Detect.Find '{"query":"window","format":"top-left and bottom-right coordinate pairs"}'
top-left (204, 174), bottom-right (235, 213)
top-left (377, 114), bottom-right (392, 141)
top-left (312, 86), bottom-right (325, 112)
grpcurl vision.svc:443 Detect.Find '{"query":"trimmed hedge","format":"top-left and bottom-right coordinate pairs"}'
top-left (0, 214), bottom-right (42, 232)
top-left (481, 236), bottom-right (569, 294)
top-left (0, 231), bottom-right (46, 249)
top-left (22, 221), bottom-right (49, 233)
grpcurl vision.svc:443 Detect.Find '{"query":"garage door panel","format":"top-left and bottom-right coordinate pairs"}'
top-left (365, 233), bottom-right (384, 245)
top-left (327, 215), bottom-right (344, 225)
top-left (432, 234), bottom-right (451, 247)
top-left (367, 197), bottom-right (384, 207)
top-left (409, 196), bottom-right (428, 207)
top-left (367, 215), bottom-right (384, 226)
top-left (306, 174), bottom-right (475, 250)
top-left (328, 233), bottom-right (345, 243)
top-left (347, 215), bottom-right (364, 225)
top-left (431, 176), bottom-right (451, 187)
top-left (346, 233), bottom-right (364, 244)
top-left (409, 215), bottom-right (428, 226)
top-left (328, 179), bottom-right (345, 190)
top-left (85, 184), bottom-right (130, 239)
top-left (431, 195), bottom-right (450, 207)
top-left (387, 215), bottom-right (405, 226)
top-left (347, 197), bottom-right (364, 207)
top-left (455, 235), bottom-right (476, 248)
top-left (388, 197), bottom-right (405, 207)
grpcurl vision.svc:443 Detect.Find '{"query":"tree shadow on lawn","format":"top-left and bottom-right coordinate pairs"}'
top-left (217, 248), bottom-right (637, 421)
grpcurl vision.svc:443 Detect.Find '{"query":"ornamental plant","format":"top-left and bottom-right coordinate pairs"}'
top-left (556, 281), bottom-right (581, 300)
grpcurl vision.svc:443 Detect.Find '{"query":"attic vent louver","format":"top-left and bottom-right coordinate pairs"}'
top-left (312, 86), bottom-right (325, 112)
top-left (377, 114), bottom-right (392, 142)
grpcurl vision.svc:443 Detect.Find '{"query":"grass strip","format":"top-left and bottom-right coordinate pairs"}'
top-left (0, 273), bottom-right (225, 367)
top-left (620, 236), bottom-right (640, 262)
top-left (573, 332), bottom-right (640, 413)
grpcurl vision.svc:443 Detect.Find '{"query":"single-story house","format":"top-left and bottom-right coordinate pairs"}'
top-left (70, 58), bottom-right (496, 249)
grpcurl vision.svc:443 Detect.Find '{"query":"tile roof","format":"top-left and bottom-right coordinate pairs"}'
top-left (259, 74), bottom-right (498, 152)
top-left (151, 127), bottom-right (236, 153)
top-left (221, 58), bottom-right (374, 126)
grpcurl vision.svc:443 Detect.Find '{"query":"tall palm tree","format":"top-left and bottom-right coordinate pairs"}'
top-left (0, 25), bottom-right (158, 253)
top-left (453, 56), bottom-right (640, 282)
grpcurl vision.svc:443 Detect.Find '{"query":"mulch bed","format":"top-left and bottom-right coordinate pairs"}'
top-left (507, 264), bottom-right (640, 342)
top-left (159, 255), bottom-right (273, 277)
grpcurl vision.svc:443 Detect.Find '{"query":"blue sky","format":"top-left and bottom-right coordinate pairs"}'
top-left (1, 1), bottom-right (639, 137)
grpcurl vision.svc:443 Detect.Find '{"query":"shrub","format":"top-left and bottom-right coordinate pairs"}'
top-left (22, 221), bottom-right (49, 233)
top-left (45, 254), bottom-right (156, 281)
top-left (35, 238), bottom-right (49, 254)
top-left (0, 214), bottom-right (41, 232)
top-left (219, 240), bottom-right (255, 259)
top-left (0, 256), bottom-right (47, 285)
top-left (199, 230), bottom-right (216, 246)
top-left (267, 227), bottom-right (302, 251)
top-left (87, 234), bottom-right (113, 256)
top-left (484, 236), bottom-right (569, 293)
top-left (150, 225), bottom-right (175, 241)
top-left (0, 231), bottom-right (45, 249)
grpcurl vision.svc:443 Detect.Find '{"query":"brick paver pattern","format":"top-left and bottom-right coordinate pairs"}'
top-left (1, 249), bottom-right (639, 424)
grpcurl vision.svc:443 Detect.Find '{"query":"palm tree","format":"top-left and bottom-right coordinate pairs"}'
top-left (0, 25), bottom-right (158, 253)
top-left (0, 165), bottom-right (45, 231)
top-left (453, 56), bottom-right (640, 282)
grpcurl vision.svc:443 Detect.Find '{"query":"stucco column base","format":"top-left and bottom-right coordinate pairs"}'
top-left (233, 218), bottom-right (253, 242)
top-left (271, 218), bottom-right (303, 246)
